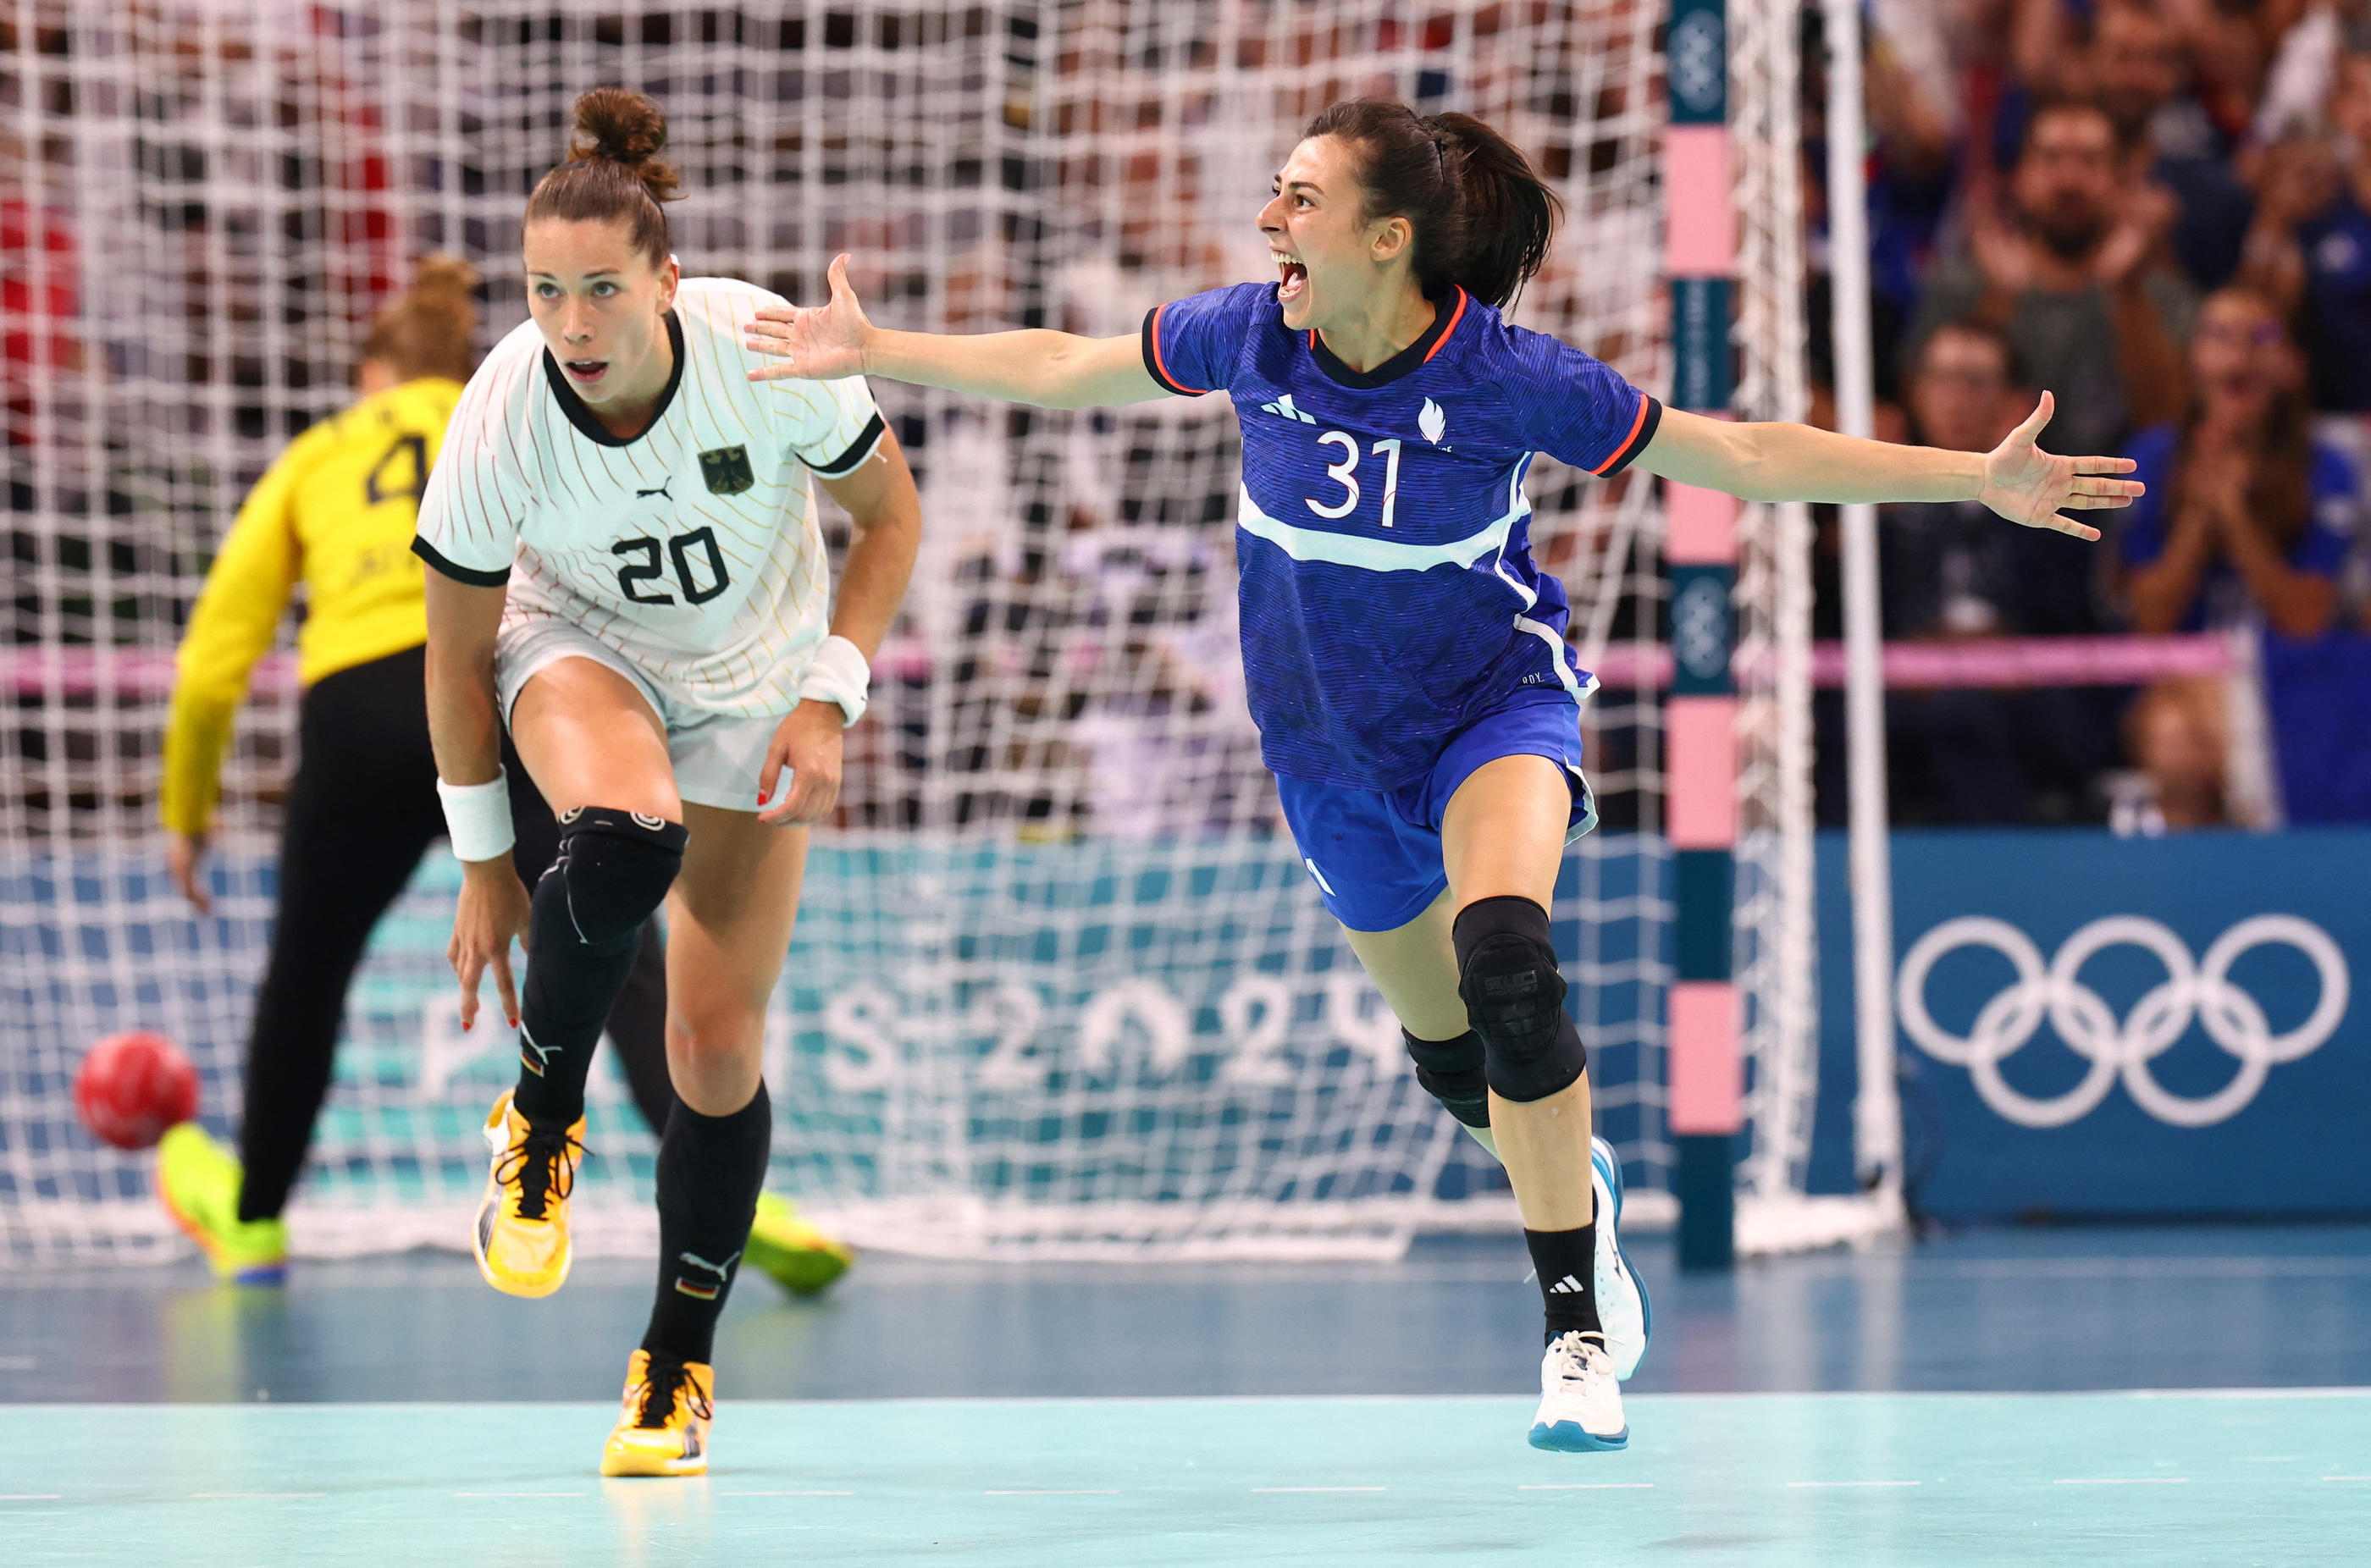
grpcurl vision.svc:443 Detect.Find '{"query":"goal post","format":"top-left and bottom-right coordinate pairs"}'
top-left (1, 1), bottom-right (1877, 1265)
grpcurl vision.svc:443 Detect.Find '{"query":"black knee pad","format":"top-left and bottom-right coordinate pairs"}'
top-left (539, 807), bottom-right (687, 948)
top-left (1404, 1028), bottom-right (1492, 1129)
top-left (1452, 895), bottom-right (1587, 1104)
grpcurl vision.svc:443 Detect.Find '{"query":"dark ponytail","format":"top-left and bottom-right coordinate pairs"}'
top-left (524, 87), bottom-right (683, 267)
top-left (1301, 99), bottom-right (1561, 309)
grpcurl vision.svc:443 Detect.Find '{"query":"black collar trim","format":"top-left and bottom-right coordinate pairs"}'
top-left (1305, 288), bottom-right (1467, 389)
top-left (541, 310), bottom-right (686, 448)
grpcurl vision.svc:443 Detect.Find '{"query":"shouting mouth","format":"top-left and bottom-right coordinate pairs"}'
top-left (1274, 252), bottom-right (1308, 303)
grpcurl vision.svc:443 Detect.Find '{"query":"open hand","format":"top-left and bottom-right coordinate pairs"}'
top-left (1965, 177), bottom-right (2035, 296)
top-left (168, 831), bottom-right (213, 915)
top-left (2094, 182), bottom-right (2178, 285)
top-left (744, 254), bottom-right (873, 383)
top-left (1976, 392), bottom-right (2143, 539)
top-left (755, 700), bottom-right (845, 826)
top-left (450, 861), bottom-right (530, 1032)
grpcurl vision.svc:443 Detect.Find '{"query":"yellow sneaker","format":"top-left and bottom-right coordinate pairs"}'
top-left (600, 1350), bottom-right (714, 1477)
top-left (472, 1090), bottom-right (583, 1299)
top-left (156, 1123), bottom-right (287, 1284)
top-left (743, 1190), bottom-right (854, 1297)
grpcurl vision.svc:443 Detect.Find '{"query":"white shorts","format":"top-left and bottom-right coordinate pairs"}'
top-left (495, 616), bottom-right (787, 814)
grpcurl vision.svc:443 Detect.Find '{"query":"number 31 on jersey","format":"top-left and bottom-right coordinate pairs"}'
top-left (1306, 431), bottom-right (1401, 528)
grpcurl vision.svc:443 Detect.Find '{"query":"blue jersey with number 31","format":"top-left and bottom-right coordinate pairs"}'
top-left (1142, 282), bottom-right (1661, 789)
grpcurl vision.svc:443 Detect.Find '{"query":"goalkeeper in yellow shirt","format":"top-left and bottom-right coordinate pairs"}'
top-left (156, 257), bottom-right (849, 1296)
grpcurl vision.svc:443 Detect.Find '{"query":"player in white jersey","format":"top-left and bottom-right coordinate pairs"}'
top-left (412, 89), bottom-right (921, 1478)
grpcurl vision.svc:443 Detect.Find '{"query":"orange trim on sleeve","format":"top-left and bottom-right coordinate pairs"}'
top-left (1148, 303), bottom-right (1209, 396)
top-left (1420, 290), bottom-right (1469, 364)
top-left (1589, 392), bottom-right (1653, 476)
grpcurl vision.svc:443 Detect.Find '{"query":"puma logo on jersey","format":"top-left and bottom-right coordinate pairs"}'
top-left (636, 478), bottom-right (674, 500)
top-left (1261, 393), bottom-right (1318, 424)
top-left (1419, 397), bottom-right (1447, 444)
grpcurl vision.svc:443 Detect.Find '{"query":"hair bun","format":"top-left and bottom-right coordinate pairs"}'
top-left (560, 87), bottom-right (683, 207)
top-left (410, 252), bottom-right (480, 296)
top-left (570, 86), bottom-right (668, 167)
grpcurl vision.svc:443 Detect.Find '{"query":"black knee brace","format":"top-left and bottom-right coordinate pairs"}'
top-left (542, 807), bottom-right (687, 947)
top-left (513, 809), bottom-right (688, 1127)
top-left (1404, 1028), bottom-right (1492, 1129)
top-left (1452, 895), bottom-right (1587, 1104)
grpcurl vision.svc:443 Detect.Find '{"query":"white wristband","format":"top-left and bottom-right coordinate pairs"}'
top-left (799, 634), bottom-right (870, 727)
top-left (436, 768), bottom-right (516, 864)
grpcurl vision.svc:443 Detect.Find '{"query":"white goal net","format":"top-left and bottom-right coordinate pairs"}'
top-left (3, 1), bottom-right (1822, 1263)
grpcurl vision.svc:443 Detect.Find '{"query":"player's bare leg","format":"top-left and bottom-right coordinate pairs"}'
top-left (600, 801), bottom-right (803, 1477)
top-left (1346, 754), bottom-right (1647, 1449)
top-left (1440, 757), bottom-right (1592, 1218)
top-left (657, 803), bottom-right (804, 1114)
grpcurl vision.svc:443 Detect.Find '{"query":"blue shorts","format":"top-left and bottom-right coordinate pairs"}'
top-left (1274, 694), bottom-right (1598, 934)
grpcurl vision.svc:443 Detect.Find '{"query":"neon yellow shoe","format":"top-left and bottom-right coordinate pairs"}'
top-left (600, 1350), bottom-right (714, 1477)
top-left (156, 1123), bottom-right (286, 1284)
top-left (472, 1090), bottom-right (583, 1299)
top-left (743, 1190), bottom-right (854, 1296)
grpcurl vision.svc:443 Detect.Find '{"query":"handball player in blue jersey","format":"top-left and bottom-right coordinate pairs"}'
top-left (745, 100), bottom-right (2140, 1451)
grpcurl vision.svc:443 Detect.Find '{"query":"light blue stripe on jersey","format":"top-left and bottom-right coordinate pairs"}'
top-left (1235, 485), bottom-right (1531, 572)
top-left (1235, 483), bottom-right (1595, 710)
top-left (1514, 614), bottom-right (1599, 706)
top-left (1234, 460), bottom-right (1533, 572)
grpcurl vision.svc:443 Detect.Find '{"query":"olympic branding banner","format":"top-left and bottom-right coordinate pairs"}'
top-left (1813, 829), bottom-right (2368, 1222)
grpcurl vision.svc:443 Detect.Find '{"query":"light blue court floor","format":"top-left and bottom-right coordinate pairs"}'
top-left (8, 1392), bottom-right (2371, 1565)
top-left (8, 1227), bottom-right (2371, 1562)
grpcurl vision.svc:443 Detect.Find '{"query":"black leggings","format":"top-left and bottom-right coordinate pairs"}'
top-left (233, 644), bottom-right (677, 1223)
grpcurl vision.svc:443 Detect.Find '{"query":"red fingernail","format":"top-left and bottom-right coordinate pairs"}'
top-left (462, 1018), bottom-right (473, 1032)
top-left (757, 791), bottom-right (770, 804)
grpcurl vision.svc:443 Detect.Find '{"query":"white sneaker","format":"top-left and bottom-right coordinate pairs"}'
top-left (1528, 1330), bottom-right (1628, 1451)
top-left (1592, 1135), bottom-right (1651, 1380)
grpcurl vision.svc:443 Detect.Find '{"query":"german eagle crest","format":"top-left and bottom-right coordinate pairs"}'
top-left (699, 444), bottom-right (754, 496)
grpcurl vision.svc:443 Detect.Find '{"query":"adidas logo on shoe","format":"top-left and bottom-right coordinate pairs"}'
top-left (1546, 1273), bottom-right (1586, 1295)
top-left (1260, 393), bottom-right (1318, 424)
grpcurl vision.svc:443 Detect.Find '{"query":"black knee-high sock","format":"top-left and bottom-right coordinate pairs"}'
top-left (510, 810), bottom-right (685, 1129)
top-left (604, 921), bottom-right (679, 1136)
top-left (642, 1084), bottom-right (772, 1366)
top-left (1527, 1224), bottom-right (1603, 1343)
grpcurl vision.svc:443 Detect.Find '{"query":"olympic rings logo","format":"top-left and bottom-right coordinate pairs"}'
top-left (1896, 915), bottom-right (2351, 1129)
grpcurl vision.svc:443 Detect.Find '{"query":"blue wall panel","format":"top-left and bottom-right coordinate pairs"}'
top-left (1813, 829), bottom-right (2369, 1222)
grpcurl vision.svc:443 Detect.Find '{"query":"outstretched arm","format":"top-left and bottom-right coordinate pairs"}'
top-left (1635, 392), bottom-right (2142, 540)
top-left (746, 254), bottom-right (1166, 411)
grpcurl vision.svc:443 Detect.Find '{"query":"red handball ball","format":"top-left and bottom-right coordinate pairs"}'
top-left (75, 1030), bottom-right (200, 1151)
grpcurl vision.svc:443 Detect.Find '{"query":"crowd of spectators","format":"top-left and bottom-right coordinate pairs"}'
top-left (10, 3), bottom-right (2364, 836)
top-left (1843, 0), bottom-right (2371, 829)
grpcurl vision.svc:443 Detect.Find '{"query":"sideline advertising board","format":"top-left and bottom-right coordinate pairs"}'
top-left (1815, 830), bottom-right (2365, 1222)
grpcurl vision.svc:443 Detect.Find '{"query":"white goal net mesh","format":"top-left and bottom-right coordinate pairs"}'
top-left (3, 0), bottom-right (1817, 1262)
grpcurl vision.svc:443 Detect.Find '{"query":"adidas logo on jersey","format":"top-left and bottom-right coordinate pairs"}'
top-left (1261, 393), bottom-right (1318, 424)
top-left (1546, 1273), bottom-right (1586, 1295)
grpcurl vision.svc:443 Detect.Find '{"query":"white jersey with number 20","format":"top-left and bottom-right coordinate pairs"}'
top-left (412, 277), bottom-right (887, 719)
